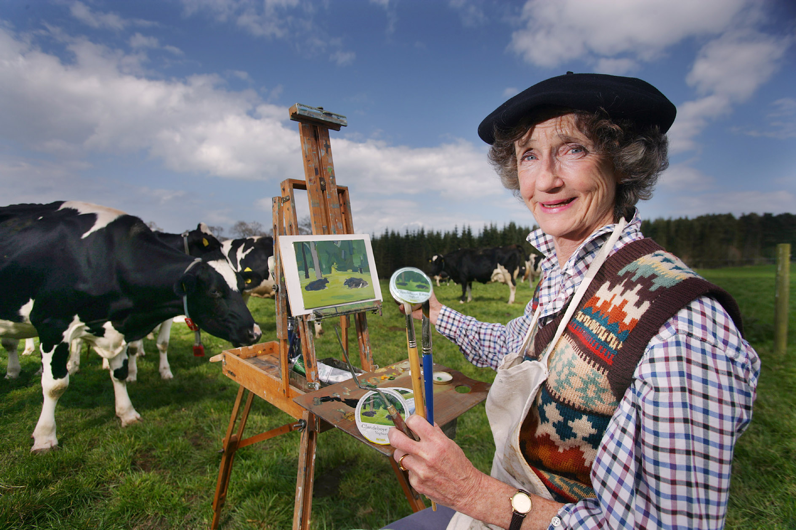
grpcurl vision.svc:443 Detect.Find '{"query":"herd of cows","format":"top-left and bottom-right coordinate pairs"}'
top-left (0, 200), bottom-right (542, 453)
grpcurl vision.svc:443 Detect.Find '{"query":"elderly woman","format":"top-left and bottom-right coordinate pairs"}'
top-left (385, 73), bottom-right (760, 530)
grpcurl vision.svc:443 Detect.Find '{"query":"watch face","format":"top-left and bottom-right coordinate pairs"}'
top-left (511, 491), bottom-right (532, 514)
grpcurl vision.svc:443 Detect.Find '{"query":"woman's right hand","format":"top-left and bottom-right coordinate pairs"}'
top-left (396, 291), bottom-right (443, 325)
top-left (388, 414), bottom-right (487, 512)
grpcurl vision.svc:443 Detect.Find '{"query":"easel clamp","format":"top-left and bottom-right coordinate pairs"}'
top-left (289, 103), bottom-right (347, 130)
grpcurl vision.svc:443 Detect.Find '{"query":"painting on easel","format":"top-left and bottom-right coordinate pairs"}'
top-left (278, 234), bottom-right (382, 316)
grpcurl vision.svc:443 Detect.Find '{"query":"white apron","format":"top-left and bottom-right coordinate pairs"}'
top-left (446, 219), bottom-right (627, 530)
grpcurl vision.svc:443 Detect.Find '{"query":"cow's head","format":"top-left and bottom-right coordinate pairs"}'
top-left (175, 258), bottom-right (261, 347)
top-left (183, 223), bottom-right (223, 257)
top-left (428, 254), bottom-right (445, 277)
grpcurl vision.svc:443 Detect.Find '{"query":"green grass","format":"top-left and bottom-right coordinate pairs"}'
top-left (0, 265), bottom-right (793, 529)
top-left (300, 270), bottom-right (376, 310)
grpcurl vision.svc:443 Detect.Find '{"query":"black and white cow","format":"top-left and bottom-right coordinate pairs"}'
top-left (431, 270), bottom-right (451, 287)
top-left (523, 254), bottom-right (544, 284)
top-left (429, 245), bottom-right (525, 304)
top-left (55, 223), bottom-right (226, 381)
top-left (221, 236), bottom-right (276, 301)
top-left (0, 201), bottom-right (261, 453)
top-left (123, 223), bottom-right (225, 380)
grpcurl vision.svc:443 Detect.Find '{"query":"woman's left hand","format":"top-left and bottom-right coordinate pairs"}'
top-left (389, 414), bottom-right (487, 512)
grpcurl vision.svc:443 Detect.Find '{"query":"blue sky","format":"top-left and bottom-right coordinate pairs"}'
top-left (1, 0), bottom-right (794, 238)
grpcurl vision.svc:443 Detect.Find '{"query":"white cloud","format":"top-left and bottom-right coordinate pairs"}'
top-left (667, 95), bottom-right (733, 153)
top-left (334, 138), bottom-right (495, 201)
top-left (178, 0), bottom-right (362, 64)
top-left (669, 29), bottom-right (791, 152)
top-left (509, 0), bottom-right (792, 157)
top-left (733, 97), bottom-right (796, 139)
top-left (180, 0), bottom-right (300, 38)
top-left (449, 0), bottom-right (488, 28)
top-left (129, 33), bottom-right (159, 49)
top-left (771, 98), bottom-right (796, 115)
top-left (502, 87), bottom-right (519, 98)
top-left (70, 1), bottom-right (128, 30)
top-left (0, 24), bottom-right (300, 176)
top-left (686, 29), bottom-right (788, 100)
top-left (657, 163), bottom-right (717, 193)
top-left (0, 23), bottom-right (500, 235)
top-left (330, 50), bottom-right (355, 66)
top-left (69, 1), bottom-right (154, 31)
top-left (593, 57), bottom-right (637, 75)
top-left (510, 0), bottom-right (749, 68)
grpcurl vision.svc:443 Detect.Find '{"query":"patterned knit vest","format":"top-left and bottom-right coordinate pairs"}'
top-left (519, 239), bottom-right (743, 503)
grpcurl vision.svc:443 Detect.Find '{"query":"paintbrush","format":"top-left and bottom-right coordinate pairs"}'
top-left (421, 301), bottom-right (434, 427)
top-left (333, 324), bottom-right (418, 441)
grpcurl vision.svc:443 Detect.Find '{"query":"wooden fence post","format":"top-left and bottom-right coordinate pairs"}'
top-left (774, 243), bottom-right (790, 356)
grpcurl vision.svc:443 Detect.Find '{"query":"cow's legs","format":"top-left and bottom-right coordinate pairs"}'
top-left (22, 337), bottom-right (36, 355)
top-left (2, 338), bottom-right (21, 379)
top-left (105, 346), bottom-right (141, 427)
top-left (88, 322), bottom-right (141, 426)
top-left (155, 319), bottom-right (173, 380)
top-left (31, 341), bottom-right (71, 453)
top-left (466, 283), bottom-right (473, 303)
top-left (126, 340), bottom-right (142, 382)
top-left (67, 338), bottom-right (83, 375)
top-left (508, 279), bottom-right (517, 305)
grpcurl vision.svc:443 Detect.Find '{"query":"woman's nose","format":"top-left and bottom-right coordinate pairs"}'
top-left (536, 157), bottom-right (562, 191)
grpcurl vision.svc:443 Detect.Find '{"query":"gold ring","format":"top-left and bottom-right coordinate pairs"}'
top-left (398, 453), bottom-right (409, 472)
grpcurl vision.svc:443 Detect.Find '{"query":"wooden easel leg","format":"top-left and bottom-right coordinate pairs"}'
top-left (389, 456), bottom-right (426, 513)
top-left (293, 411), bottom-right (318, 530)
top-left (211, 386), bottom-right (254, 529)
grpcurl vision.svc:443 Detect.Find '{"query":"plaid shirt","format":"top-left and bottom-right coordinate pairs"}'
top-left (436, 211), bottom-right (761, 529)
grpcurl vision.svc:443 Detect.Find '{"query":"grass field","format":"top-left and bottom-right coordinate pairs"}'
top-left (1, 264), bottom-right (794, 529)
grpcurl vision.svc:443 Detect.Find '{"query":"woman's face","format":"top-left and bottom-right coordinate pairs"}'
top-left (515, 113), bottom-right (618, 262)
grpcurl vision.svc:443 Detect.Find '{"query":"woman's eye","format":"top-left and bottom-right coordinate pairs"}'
top-left (566, 144), bottom-right (587, 156)
top-left (520, 151), bottom-right (537, 161)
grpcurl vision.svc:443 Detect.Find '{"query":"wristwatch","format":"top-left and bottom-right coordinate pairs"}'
top-left (508, 489), bottom-right (532, 530)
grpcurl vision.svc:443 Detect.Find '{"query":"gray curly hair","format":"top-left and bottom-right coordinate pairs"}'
top-left (487, 108), bottom-right (669, 220)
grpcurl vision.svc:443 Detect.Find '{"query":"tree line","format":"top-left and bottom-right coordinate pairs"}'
top-left (369, 212), bottom-right (795, 278)
top-left (640, 212), bottom-right (795, 268)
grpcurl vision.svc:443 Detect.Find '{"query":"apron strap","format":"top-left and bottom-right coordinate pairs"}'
top-left (539, 216), bottom-right (628, 366)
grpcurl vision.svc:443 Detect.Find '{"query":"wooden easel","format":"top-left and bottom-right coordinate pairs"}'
top-left (210, 104), bottom-right (424, 530)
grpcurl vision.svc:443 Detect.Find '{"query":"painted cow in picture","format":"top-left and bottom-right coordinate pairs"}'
top-left (429, 245), bottom-right (525, 304)
top-left (0, 201), bottom-right (261, 453)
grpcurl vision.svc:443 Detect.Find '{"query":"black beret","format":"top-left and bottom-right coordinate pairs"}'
top-left (477, 72), bottom-right (676, 144)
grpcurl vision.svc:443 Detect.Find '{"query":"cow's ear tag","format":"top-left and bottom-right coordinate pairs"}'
top-left (245, 279), bottom-right (252, 284)
top-left (244, 267), bottom-right (252, 272)
top-left (203, 238), bottom-right (209, 247)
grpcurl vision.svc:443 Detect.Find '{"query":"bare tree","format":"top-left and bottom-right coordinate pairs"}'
top-left (298, 216), bottom-right (313, 235)
top-left (231, 220), bottom-right (271, 239)
top-left (205, 225), bottom-right (225, 240)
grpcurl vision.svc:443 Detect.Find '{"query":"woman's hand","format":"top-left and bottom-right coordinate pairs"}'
top-left (396, 291), bottom-right (443, 325)
top-left (388, 414), bottom-right (486, 512)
